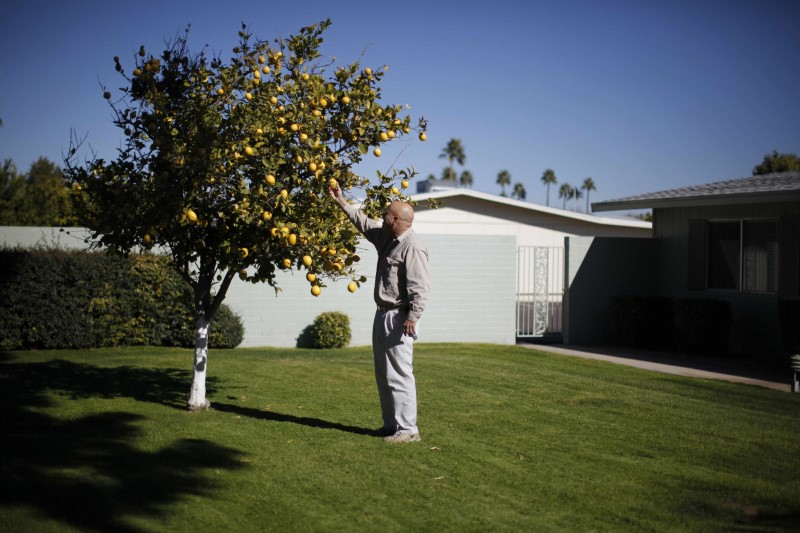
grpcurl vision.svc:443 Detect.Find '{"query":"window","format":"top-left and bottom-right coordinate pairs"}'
top-left (706, 219), bottom-right (778, 293)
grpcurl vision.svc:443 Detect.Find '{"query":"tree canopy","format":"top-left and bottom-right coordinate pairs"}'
top-left (753, 150), bottom-right (800, 175)
top-left (0, 157), bottom-right (76, 226)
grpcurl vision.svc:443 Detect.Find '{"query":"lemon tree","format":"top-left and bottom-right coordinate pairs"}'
top-left (66, 20), bottom-right (427, 410)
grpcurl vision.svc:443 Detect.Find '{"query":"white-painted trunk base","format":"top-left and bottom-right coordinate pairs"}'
top-left (187, 318), bottom-right (211, 411)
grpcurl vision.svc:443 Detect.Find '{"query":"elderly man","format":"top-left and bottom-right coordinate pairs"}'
top-left (328, 185), bottom-right (430, 444)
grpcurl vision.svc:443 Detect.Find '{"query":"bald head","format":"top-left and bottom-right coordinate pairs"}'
top-left (389, 201), bottom-right (414, 223)
top-left (383, 201), bottom-right (414, 236)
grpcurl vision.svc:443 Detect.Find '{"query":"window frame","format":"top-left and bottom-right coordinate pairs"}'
top-left (704, 217), bottom-right (779, 294)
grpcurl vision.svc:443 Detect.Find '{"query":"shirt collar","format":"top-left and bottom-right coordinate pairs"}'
top-left (395, 228), bottom-right (413, 243)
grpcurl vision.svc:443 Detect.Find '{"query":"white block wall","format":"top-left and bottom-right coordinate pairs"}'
top-left (225, 233), bottom-right (517, 347)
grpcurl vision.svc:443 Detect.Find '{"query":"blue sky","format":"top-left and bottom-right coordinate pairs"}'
top-left (1, 0), bottom-right (798, 211)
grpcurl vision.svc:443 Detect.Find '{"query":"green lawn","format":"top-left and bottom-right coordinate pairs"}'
top-left (1, 343), bottom-right (799, 532)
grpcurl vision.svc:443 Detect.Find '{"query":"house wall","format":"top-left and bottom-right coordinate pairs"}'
top-left (0, 227), bottom-right (517, 348)
top-left (563, 236), bottom-right (658, 345)
top-left (653, 202), bottom-right (800, 357)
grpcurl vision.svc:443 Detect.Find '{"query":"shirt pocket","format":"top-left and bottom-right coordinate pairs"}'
top-left (382, 256), bottom-right (401, 299)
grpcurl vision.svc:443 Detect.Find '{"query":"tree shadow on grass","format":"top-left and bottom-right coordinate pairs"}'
top-left (0, 359), bottom-right (242, 532)
top-left (213, 402), bottom-right (377, 436)
top-left (1, 358), bottom-right (217, 410)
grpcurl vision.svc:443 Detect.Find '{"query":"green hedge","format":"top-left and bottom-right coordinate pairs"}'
top-left (0, 249), bottom-right (243, 350)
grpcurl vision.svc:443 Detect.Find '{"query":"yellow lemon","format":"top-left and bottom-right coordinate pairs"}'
top-left (266, 174), bottom-right (276, 185)
top-left (282, 258), bottom-right (292, 269)
top-left (306, 272), bottom-right (317, 282)
top-left (311, 285), bottom-right (321, 297)
top-left (302, 255), bottom-right (312, 267)
top-left (341, 95), bottom-right (350, 104)
top-left (262, 210), bottom-right (272, 221)
top-left (374, 148), bottom-right (382, 157)
top-left (186, 209), bottom-right (198, 223)
top-left (401, 179), bottom-right (409, 189)
top-left (419, 133), bottom-right (427, 142)
top-left (347, 282), bottom-right (357, 293)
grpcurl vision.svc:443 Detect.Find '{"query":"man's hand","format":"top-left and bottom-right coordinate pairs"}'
top-left (327, 183), bottom-right (345, 203)
top-left (403, 320), bottom-right (417, 337)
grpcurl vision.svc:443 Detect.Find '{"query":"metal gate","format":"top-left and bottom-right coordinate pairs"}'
top-left (516, 246), bottom-right (564, 338)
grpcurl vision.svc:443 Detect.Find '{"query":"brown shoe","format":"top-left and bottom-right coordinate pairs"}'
top-left (383, 432), bottom-right (421, 444)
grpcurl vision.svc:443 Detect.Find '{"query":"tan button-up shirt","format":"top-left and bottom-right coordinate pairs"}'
top-left (340, 202), bottom-right (430, 322)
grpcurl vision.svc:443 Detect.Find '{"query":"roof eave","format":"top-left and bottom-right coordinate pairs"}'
top-left (592, 190), bottom-right (800, 212)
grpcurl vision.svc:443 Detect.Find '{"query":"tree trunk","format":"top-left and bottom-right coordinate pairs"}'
top-left (187, 315), bottom-right (211, 411)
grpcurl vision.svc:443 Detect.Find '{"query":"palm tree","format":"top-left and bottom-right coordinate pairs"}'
top-left (540, 169), bottom-right (557, 206)
top-left (572, 187), bottom-right (583, 211)
top-left (512, 182), bottom-right (526, 200)
top-left (558, 183), bottom-right (572, 209)
top-left (459, 170), bottom-right (474, 189)
top-left (440, 167), bottom-right (457, 182)
top-left (582, 177), bottom-right (596, 213)
top-left (439, 139), bottom-right (466, 186)
top-left (496, 170), bottom-right (511, 196)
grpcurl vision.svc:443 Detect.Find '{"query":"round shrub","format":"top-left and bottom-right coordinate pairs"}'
top-left (210, 304), bottom-right (245, 348)
top-left (310, 311), bottom-right (351, 349)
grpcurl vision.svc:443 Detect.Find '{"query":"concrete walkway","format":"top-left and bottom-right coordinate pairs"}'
top-left (518, 343), bottom-right (793, 392)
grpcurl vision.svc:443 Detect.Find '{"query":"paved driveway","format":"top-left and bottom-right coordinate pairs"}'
top-left (519, 343), bottom-right (792, 392)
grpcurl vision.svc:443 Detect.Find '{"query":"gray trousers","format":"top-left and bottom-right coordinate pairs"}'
top-left (372, 308), bottom-right (418, 435)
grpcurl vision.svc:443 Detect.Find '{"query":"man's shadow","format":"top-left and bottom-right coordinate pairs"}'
top-left (212, 402), bottom-right (377, 436)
